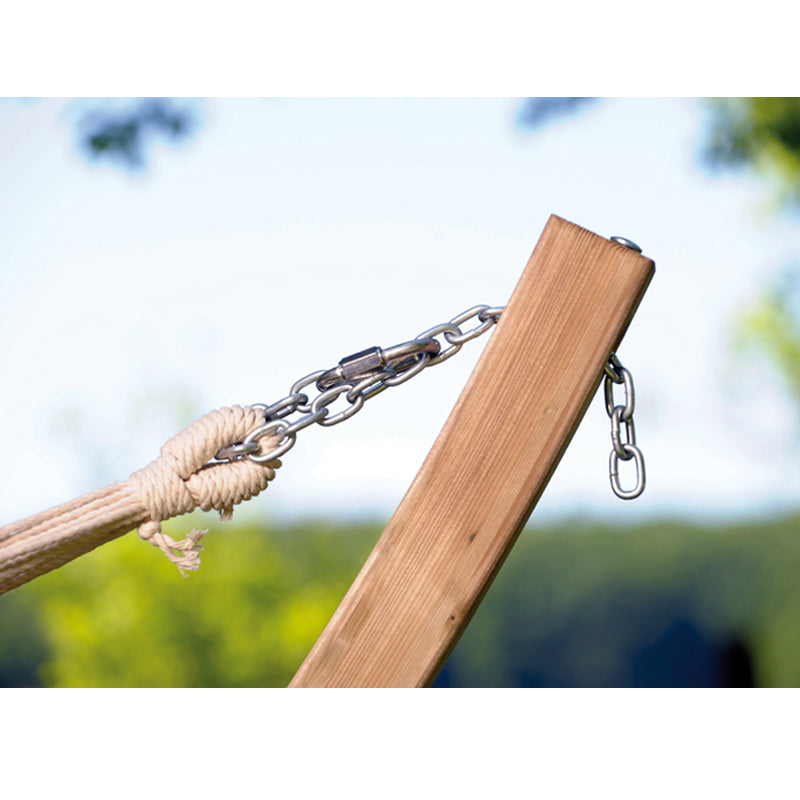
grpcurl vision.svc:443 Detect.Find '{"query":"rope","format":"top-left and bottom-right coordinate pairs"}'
top-left (0, 405), bottom-right (281, 596)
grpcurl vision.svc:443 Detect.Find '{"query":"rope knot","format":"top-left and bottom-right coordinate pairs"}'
top-left (129, 405), bottom-right (281, 575)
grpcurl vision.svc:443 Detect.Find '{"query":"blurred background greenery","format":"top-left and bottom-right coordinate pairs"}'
top-left (2, 97), bottom-right (800, 687)
top-left (4, 512), bottom-right (800, 687)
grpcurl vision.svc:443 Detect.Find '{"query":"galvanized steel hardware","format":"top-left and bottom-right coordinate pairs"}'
top-left (214, 304), bottom-right (504, 465)
top-left (604, 353), bottom-right (646, 499)
top-left (215, 300), bottom-right (645, 500)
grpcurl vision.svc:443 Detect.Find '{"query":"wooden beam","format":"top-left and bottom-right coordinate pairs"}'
top-left (290, 215), bottom-right (655, 688)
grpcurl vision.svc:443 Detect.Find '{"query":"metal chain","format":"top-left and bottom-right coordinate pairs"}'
top-left (214, 304), bottom-right (646, 500)
top-left (214, 304), bottom-right (505, 465)
top-left (604, 353), bottom-right (646, 499)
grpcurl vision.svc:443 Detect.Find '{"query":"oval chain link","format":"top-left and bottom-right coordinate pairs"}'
top-left (215, 304), bottom-right (508, 464)
top-left (214, 303), bottom-right (646, 500)
top-left (604, 357), bottom-right (645, 499)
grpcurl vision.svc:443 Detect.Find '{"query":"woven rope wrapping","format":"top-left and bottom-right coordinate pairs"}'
top-left (129, 404), bottom-right (281, 573)
top-left (0, 405), bottom-right (282, 594)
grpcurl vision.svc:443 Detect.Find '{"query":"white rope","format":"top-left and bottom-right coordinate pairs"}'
top-left (0, 405), bottom-right (281, 594)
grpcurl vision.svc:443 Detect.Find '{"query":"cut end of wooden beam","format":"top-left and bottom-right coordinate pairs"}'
top-left (291, 215), bottom-right (655, 688)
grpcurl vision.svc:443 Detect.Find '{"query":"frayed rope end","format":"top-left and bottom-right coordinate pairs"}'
top-left (138, 520), bottom-right (208, 577)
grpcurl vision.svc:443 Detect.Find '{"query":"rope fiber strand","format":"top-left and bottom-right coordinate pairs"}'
top-left (0, 405), bottom-right (281, 596)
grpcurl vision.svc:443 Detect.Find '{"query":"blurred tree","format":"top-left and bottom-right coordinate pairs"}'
top-left (702, 98), bottom-right (800, 205)
top-left (77, 98), bottom-right (197, 170)
top-left (437, 515), bottom-right (800, 687)
top-left (515, 97), bottom-right (598, 129)
top-left (5, 514), bottom-right (798, 687)
top-left (2, 517), bottom-right (378, 687)
top-left (0, 590), bottom-right (50, 686)
top-left (519, 97), bottom-right (800, 421)
top-left (734, 268), bottom-right (800, 410)
top-left (702, 99), bottom-right (800, 417)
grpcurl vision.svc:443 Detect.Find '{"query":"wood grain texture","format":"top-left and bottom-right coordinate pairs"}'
top-left (290, 215), bottom-right (655, 688)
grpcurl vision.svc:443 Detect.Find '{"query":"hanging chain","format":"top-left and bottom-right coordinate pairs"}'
top-left (604, 353), bottom-right (646, 499)
top-left (215, 304), bottom-right (645, 500)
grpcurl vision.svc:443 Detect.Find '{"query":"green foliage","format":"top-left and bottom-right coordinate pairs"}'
top-left (699, 99), bottom-right (800, 419)
top-left (0, 590), bottom-right (50, 686)
top-left (444, 516), bottom-right (800, 687)
top-left (734, 271), bottom-right (800, 411)
top-left (704, 98), bottom-right (800, 206)
top-left (2, 514), bottom-right (377, 687)
top-left (3, 513), bottom-right (800, 687)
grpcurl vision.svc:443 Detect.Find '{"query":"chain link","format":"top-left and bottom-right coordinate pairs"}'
top-left (213, 304), bottom-right (646, 501)
top-left (214, 304), bottom-right (505, 464)
top-left (604, 354), bottom-right (646, 499)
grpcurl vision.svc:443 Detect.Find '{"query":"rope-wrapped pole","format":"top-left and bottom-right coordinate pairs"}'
top-left (0, 405), bottom-right (281, 596)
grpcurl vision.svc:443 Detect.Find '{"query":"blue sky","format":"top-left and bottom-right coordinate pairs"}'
top-left (1, 97), bottom-right (798, 528)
